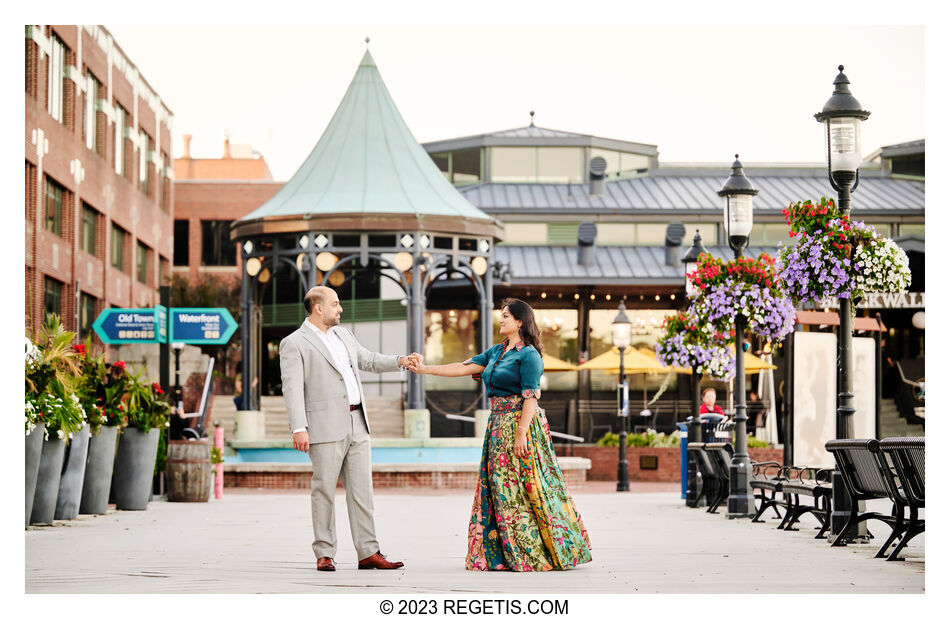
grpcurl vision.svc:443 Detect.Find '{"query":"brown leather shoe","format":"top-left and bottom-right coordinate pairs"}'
top-left (316, 557), bottom-right (336, 571)
top-left (358, 552), bottom-right (404, 570)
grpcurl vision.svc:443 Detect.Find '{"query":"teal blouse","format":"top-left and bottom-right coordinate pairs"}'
top-left (463, 339), bottom-right (544, 399)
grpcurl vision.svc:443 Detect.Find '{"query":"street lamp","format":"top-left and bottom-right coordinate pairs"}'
top-left (815, 65), bottom-right (870, 541)
top-left (612, 301), bottom-right (632, 492)
top-left (682, 230), bottom-right (706, 419)
top-left (718, 154), bottom-right (758, 519)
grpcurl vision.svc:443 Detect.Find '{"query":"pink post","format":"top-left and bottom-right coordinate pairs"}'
top-left (215, 424), bottom-right (224, 499)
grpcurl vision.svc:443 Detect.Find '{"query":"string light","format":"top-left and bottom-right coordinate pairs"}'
top-left (654, 294), bottom-right (661, 301)
top-left (574, 293), bottom-right (580, 300)
top-left (541, 292), bottom-right (547, 299)
top-left (605, 294), bottom-right (612, 301)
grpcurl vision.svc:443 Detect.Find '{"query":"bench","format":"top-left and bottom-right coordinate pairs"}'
top-left (750, 461), bottom-right (788, 524)
top-left (879, 437), bottom-right (925, 561)
top-left (577, 400), bottom-right (619, 442)
top-left (703, 442), bottom-right (735, 514)
top-left (775, 466), bottom-right (833, 538)
top-left (824, 439), bottom-right (902, 554)
top-left (686, 442), bottom-right (723, 510)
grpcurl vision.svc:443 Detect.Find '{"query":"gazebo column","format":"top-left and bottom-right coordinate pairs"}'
top-left (474, 266), bottom-right (494, 439)
top-left (405, 255), bottom-right (430, 438)
top-left (239, 259), bottom-right (252, 411)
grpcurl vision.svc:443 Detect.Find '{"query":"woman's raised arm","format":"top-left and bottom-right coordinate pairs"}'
top-left (418, 361), bottom-right (485, 377)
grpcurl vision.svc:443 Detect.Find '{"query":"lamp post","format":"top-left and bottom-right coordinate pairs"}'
top-left (683, 230), bottom-right (707, 417)
top-left (612, 301), bottom-right (632, 492)
top-left (718, 155), bottom-right (757, 519)
top-left (815, 65), bottom-right (870, 541)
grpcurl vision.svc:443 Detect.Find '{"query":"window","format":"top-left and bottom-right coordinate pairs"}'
top-left (596, 224), bottom-right (636, 245)
top-left (173, 220), bottom-right (190, 266)
top-left (26, 37), bottom-right (39, 99)
top-left (201, 220), bottom-right (236, 266)
top-left (682, 223), bottom-right (719, 246)
top-left (590, 149), bottom-right (652, 178)
top-left (159, 152), bottom-right (168, 210)
top-left (44, 176), bottom-right (64, 236)
top-left (746, 223), bottom-right (794, 248)
top-left (114, 104), bottom-right (126, 176)
top-left (111, 224), bottom-right (128, 272)
top-left (159, 257), bottom-right (170, 285)
top-left (44, 277), bottom-right (63, 319)
top-left (899, 223), bottom-right (924, 237)
top-left (47, 34), bottom-right (65, 122)
top-left (490, 147), bottom-right (583, 183)
top-left (139, 130), bottom-right (151, 195)
top-left (81, 204), bottom-right (98, 255)
top-left (79, 293), bottom-right (97, 339)
top-left (136, 242), bottom-right (149, 284)
top-left (547, 222), bottom-right (579, 245)
top-left (84, 71), bottom-right (101, 152)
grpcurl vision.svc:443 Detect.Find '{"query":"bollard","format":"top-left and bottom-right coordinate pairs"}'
top-left (214, 424), bottom-right (224, 500)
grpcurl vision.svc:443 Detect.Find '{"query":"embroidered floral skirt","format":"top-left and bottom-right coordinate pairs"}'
top-left (465, 395), bottom-right (592, 571)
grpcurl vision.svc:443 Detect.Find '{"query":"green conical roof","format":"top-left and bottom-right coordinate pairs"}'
top-left (239, 50), bottom-right (493, 226)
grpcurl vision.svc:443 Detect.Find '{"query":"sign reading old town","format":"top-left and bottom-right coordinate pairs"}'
top-left (92, 305), bottom-right (168, 344)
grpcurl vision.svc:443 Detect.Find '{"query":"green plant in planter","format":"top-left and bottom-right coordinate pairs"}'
top-left (747, 435), bottom-right (771, 449)
top-left (124, 372), bottom-right (173, 432)
top-left (596, 429), bottom-right (680, 447)
top-left (25, 314), bottom-right (86, 440)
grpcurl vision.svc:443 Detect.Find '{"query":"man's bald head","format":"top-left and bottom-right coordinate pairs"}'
top-left (304, 287), bottom-right (329, 315)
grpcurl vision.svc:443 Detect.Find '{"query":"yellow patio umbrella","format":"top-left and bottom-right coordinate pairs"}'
top-left (541, 353), bottom-right (578, 372)
top-left (639, 347), bottom-right (692, 374)
top-left (575, 347), bottom-right (671, 374)
top-left (739, 350), bottom-right (778, 373)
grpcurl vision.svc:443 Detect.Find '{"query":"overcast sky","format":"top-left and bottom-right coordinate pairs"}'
top-left (106, 25), bottom-right (923, 182)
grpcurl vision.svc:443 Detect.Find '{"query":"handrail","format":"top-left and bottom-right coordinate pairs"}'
top-left (444, 413), bottom-right (584, 443)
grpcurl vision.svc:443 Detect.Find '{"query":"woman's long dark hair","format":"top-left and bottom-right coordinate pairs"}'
top-left (501, 298), bottom-right (544, 355)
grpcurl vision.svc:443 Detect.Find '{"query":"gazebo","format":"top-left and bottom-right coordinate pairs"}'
top-left (230, 48), bottom-right (504, 420)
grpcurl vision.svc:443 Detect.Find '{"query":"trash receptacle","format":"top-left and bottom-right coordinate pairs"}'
top-left (677, 422), bottom-right (688, 499)
top-left (699, 413), bottom-right (726, 442)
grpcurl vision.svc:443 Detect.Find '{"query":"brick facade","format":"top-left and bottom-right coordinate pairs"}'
top-left (25, 25), bottom-right (173, 338)
top-left (223, 467), bottom-right (588, 491)
top-left (554, 444), bottom-right (785, 482)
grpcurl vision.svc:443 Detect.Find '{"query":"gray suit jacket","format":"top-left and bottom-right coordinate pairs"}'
top-left (278, 324), bottom-right (402, 444)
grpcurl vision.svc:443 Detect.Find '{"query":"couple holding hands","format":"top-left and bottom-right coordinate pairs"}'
top-left (279, 286), bottom-right (592, 573)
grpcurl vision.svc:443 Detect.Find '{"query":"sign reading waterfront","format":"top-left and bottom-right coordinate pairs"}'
top-left (169, 308), bottom-right (238, 344)
top-left (92, 305), bottom-right (168, 344)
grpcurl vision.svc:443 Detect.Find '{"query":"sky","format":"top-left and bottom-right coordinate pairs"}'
top-left (105, 25), bottom-right (924, 182)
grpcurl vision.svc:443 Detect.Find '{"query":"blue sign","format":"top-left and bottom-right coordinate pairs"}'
top-left (92, 305), bottom-right (168, 345)
top-left (170, 308), bottom-right (238, 345)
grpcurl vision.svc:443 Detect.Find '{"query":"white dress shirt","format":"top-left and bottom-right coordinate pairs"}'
top-left (292, 320), bottom-right (405, 434)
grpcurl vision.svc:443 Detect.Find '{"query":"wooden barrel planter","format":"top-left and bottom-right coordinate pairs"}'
top-left (166, 440), bottom-right (211, 502)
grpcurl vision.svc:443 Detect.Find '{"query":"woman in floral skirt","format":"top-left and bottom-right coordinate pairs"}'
top-left (411, 298), bottom-right (592, 571)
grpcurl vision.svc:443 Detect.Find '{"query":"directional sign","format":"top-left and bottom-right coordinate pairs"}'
top-left (92, 305), bottom-right (168, 345)
top-left (170, 308), bottom-right (238, 345)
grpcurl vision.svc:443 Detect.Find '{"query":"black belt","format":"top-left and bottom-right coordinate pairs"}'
top-left (349, 403), bottom-right (362, 411)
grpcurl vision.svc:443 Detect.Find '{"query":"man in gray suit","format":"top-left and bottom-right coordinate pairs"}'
top-left (279, 286), bottom-right (420, 571)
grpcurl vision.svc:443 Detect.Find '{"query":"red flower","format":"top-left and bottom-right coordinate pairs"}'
top-left (72, 343), bottom-right (87, 355)
top-left (114, 360), bottom-right (126, 371)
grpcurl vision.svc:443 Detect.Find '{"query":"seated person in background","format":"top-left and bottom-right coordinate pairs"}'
top-left (699, 388), bottom-right (725, 416)
top-left (747, 391), bottom-right (766, 426)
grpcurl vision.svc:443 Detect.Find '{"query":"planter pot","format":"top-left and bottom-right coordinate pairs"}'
top-left (30, 433), bottom-right (67, 525)
top-left (112, 427), bottom-right (160, 510)
top-left (79, 425), bottom-right (119, 515)
top-left (54, 425), bottom-right (91, 520)
top-left (166, 440), bottom-right (211, 502)
top-left (25, 423), bottom-right (46, 528)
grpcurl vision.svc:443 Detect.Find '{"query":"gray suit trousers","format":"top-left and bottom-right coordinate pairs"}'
top-left (307, 407), bottom-right (379, 561)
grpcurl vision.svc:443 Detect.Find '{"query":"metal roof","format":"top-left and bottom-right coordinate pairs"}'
top-left (422, 124), bottom-right (659, 156)
top-left (239, 51), bottom-right (492, 223)
top-left (495, 245), bottom-right (777, 285)
top-left (460, 174), bottom-right (924, 216)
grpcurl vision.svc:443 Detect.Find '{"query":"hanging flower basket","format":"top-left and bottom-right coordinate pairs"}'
top-left (687, 252), bottom-right (796, 343)
top-left (777, 197), bottom-right (911, 304)
top-left (655, 312), bottom-right (735, 382)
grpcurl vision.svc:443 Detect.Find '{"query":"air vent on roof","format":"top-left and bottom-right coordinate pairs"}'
top-left (589, 156), bottom-right (607, 196)
top-left (577, 221), bottom-right (598, 267)
top-left (665, 222), bottom-right (686, 267)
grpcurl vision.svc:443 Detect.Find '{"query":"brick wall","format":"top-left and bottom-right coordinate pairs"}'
top-left (554, 445), bottom-right (785, 482)
top-left (25, 25), bottom-right (172, 338)
top-left (223, 467), bottom-right (588, 491)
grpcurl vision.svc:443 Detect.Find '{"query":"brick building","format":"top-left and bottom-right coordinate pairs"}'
top-left (171, 135), bottom-right (279, 284)
top-left (25, 25), bottom-right (174, 338)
